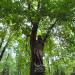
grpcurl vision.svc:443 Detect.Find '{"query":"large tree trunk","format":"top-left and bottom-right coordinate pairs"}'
top-left (30, 45), bottom-right (45, 75)
top-left (30, 22), bottom-right (45, 75)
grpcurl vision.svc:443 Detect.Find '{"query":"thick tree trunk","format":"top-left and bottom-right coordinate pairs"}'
top-left (30, 36), bottom-right (45, 75)
top-left (30, 22), bottom-right (45, 75)
top-left (30, 47), bottom-right (45, 75)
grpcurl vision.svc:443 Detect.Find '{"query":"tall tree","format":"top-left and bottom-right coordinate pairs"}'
top-left (0, 0), bottom-right (75, 75)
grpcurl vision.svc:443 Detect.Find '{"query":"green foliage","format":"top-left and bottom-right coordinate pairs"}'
top-left (0, 0), bottom-right (75, 75)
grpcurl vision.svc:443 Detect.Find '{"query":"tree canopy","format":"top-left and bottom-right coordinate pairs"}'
top-left (0, 0), bottom-right (75, 75)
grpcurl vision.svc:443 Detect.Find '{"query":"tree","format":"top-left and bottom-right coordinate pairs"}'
top-left (0, 0), bottom-right (75, 75)
top-left (0, 25), bottom-right (11, 61)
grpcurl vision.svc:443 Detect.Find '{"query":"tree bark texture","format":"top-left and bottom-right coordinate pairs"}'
top-left (30, 40), bottom-right (45, 75)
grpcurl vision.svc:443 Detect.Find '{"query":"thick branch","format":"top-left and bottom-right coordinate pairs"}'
top-left (43, 19), bottom-right (58, 44)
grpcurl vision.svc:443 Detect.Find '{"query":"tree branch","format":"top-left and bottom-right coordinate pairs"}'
top-left (43, 19), bottom-right (58, 44)
top-left (0, 37), bottom-right (4, 48)
top-left (37, 0), bottom-right (40, 11)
